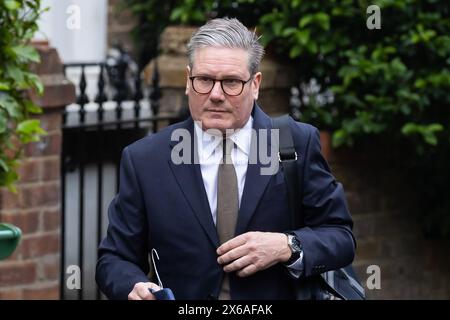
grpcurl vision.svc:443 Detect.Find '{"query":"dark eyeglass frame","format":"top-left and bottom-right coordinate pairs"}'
top-left (189, 75), bottom-right (253, 96)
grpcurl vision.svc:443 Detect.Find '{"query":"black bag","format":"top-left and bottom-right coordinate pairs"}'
top-left (272, 115), bottom-right (365, 300)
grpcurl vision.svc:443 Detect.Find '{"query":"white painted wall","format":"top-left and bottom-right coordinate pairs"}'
top-left (35, 0), bottom-right (108, 63)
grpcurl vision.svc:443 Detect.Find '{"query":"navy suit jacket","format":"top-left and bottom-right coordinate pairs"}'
top-left (95, 105), bottom-right (356, 300)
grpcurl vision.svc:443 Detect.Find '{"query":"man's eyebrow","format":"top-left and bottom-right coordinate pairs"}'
top-left (193, 73), bottom-right (246, 79)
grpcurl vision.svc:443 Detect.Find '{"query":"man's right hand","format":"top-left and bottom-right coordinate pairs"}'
top-left (128, 282), bottom-right (161, 300)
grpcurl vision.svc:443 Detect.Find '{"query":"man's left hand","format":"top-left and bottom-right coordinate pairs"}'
top-left (216, 231), bottom-right (291, 277)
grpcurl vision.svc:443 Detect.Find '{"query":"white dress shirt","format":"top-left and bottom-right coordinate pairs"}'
top-left (194, 117), bottom-right (253, 225)
top-left (194, 116), bottom-right (303, 277)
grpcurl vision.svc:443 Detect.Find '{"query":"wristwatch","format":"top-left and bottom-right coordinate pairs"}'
top-left (285, 233), bottom-right (302, 265)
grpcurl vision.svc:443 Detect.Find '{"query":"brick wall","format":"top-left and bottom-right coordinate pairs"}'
top-left (322, 133), bottom-right (450, 299)
top-left (0, 44), bottom-right (75, 299)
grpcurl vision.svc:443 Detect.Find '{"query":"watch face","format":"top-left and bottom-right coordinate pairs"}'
top-left (291, 237), bottom-right (302, 252)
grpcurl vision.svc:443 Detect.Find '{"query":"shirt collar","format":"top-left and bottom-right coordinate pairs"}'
top-left (194, 116), bottom-right (253, 160)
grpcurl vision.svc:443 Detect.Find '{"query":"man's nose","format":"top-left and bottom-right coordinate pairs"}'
top-left (209, 81), bottom-right (225, 101)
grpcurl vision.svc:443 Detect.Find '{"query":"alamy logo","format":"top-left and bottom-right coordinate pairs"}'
top-left (366, 5), bottom-right (381, 29)
top-left (366, 265), bottom-right (381, 290)
top-left (66, 265), bottom-right (81, 290)
top-left (170, 122), bottom-right (280, 176)
top-left (66, 4), bottom-right (81, 30)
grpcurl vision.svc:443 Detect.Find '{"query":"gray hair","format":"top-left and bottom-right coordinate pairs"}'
top-left (187, 17), bottom-right (264, 76)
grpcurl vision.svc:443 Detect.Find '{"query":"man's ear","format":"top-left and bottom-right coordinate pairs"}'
top-left (252, 72), bottom-right (262, 101)
top-left (185, 66), bottom-right (191, 95)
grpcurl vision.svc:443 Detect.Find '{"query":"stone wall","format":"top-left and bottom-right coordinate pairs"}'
top-left (107, 0), bottom-right (136, 57)
top-left (0, 45), bottom-right (75, 299)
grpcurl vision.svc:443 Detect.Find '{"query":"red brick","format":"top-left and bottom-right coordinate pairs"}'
top-left (0, 261), bottom-right (37, 286)
top-left (41, 157), bottom-right (60, 181)
top-left (42, 254), bottom-right (60, 281)
top-left (42, 208), bottom-right (60, 231)
top-left (355, 239), bottom-right (379, 261)
top-left (24, 132), bottom-right (61, 157)
top-left (1, 211), bottom-right (40, 234)
top-left (21, 182), bottom-right (60, 208)
top-left (0, 188), bottom-right (21, 210)
top-left (29, 81), bottom-right (75, 110)
top-left (21, 233), bottom-right (60, 259)
top-left (36, 111), bottom-right (62, 133)
top-left (0, 288), bottom-right (23, 299)
top-left (17, 159), bottom-right (41, 183)
top-left (319, 131), bottom-right (333, 162)
top-left (23, 283), bottom-right (59, 300)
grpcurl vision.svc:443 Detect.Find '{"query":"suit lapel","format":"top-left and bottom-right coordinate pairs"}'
top-left (235, 105), bottom-right (275, 235)
top-left (167, 105), bottom-right (277, 245)
top-left (168, 118), bottom-right (219, 248)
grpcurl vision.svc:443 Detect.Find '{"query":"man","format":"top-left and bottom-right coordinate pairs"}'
top-left (96, 17), bottom-right (355, 300)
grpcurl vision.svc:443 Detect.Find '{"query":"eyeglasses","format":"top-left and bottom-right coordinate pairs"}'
top-left (189, 75), bottom-right (253, 96)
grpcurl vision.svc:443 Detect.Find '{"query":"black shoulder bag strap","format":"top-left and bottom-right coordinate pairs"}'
top-left (272, 115), bottom-right (302, 229)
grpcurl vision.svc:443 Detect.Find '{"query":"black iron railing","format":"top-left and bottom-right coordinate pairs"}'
top-left (60, 57), bottom-right (179, 300)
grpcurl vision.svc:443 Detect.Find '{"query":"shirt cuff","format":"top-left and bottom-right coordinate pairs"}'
top-left (285, 250), bottom-right (304, 279)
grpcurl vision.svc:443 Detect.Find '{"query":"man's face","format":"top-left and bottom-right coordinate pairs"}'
top-left (185, 47), bottom-right (262, 132)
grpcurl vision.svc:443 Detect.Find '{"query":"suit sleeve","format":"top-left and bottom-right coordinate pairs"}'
top-left (291, 125), bottom-right (356, 277)
top-left (95, 146), bottom-right (151, 299)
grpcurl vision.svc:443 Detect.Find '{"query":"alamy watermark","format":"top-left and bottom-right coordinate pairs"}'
top-left (367, 5), bottom-right (381, 30)
top-left (65, 263), bottom-right (381, 291)
top-left (66, 265), bottom-right (81, 290)
top-left (170, 122), bottom-right (280, 176)
top-left (366, 264), bottom-right (381, 290)
top-left (66, 4), bottom-right (81, 30)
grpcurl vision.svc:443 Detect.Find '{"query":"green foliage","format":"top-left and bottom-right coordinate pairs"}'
top-left (253, 0), bottom-right (450, 237)
top-left (254, 1), bottom-right (449, 148)
top-left (0, 0), bottom-right (46, 191)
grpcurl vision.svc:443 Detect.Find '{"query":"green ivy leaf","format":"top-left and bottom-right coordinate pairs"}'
top-left (401, 123), bottom-right (444, 146)
top-left (0, 93), bottom-right (21, 118)
top-left (295, 29), bottom-right (310, 45)
top-left (299, 15), bottom-right (313, 28)
top-left (314, 13), bottom-right (330, 31)
top-left (332, 129), bottom-right (353, 147)
top-left (17, 119), bottom-right (43, 134)
top-left (4, 169), bottom-right (19, 193)
top-left (17, 119), bottom-right (47, 144)
top-left (291, 0), bottom-right (302, 8)
top-left (26, 73), bottom-right (44, 95)
top-left (169, 7), bottom-right (184, 22)
top-left (0, 82), bottom-right (10, 90)
top-left (424, 133), bottom-right (438, 146)
top-left (4, 0), bottom-right (20, 10)
top-left (306, 41), bottom-right (318, 54)
top-left (24, 100), bottom-right (42, 114)
top-left (11, 45), bottom-right (40, 63)
top-left (0, 158), bottom-right (9, 172)
top-left (281, 27), bottom-right (297, 37)
top-left (0, 113), bottom-right (7, 134)
top-left (6, 64), bottom-right (24, 84)
top-left (289, 45), bottom-right (302, 58)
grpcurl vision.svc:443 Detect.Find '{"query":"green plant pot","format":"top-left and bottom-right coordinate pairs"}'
top-left (0, 223), bottom-right (22, 260)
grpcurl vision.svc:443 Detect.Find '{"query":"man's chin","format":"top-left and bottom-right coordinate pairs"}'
top-left (199, 118), bottom-right (233, 132)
